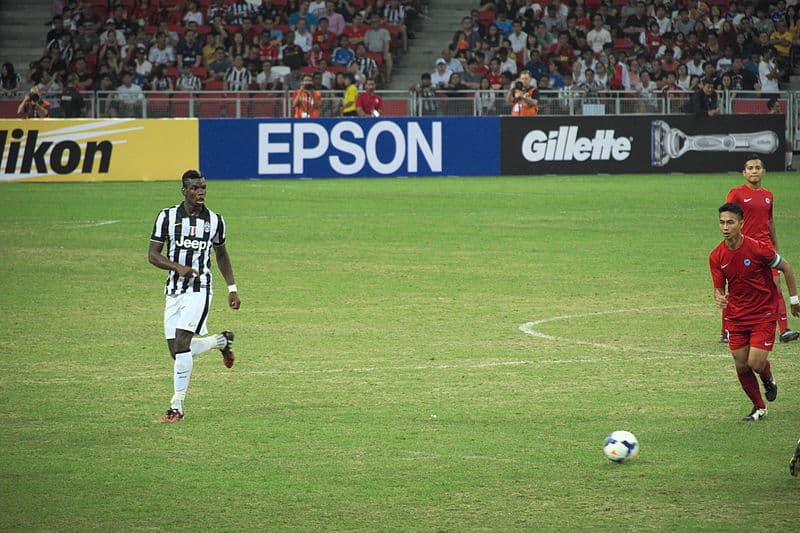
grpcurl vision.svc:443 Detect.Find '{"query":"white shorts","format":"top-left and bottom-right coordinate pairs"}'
top-left (164, 290), bottom-right (212, 339)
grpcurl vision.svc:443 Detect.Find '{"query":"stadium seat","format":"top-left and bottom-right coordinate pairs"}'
top-left (732, 99), bottom-right (784, 114)
top-left (248, 94), bottom-right (280, 118)
top-left (170, 93), bottom-right (195, 117)
top-left (366, 52), bottom-right (383, 66)
top-left (205, 79), bottom-right (225, 91)
top-left (192, 66), bottom-right (208, 80)
top-left (381, 98), bottom-right (409, 117)
top-left (198, 93), bottom-right (237, 118)
top-left (0, 100), bottom-right (20, 119)
top-left (166, 66), bottom-right (181, 83)
top-left (146, 92), bottom-right (173, 117)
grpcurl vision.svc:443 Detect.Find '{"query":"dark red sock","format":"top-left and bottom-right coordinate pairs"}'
top-left (776, 296), bottom-right (788, 333)
top-left (721, 308), bottom-right (727, 335)
top-left (737, 368), bottom-right (765, 409)
top-left (759, 359), bottom-right (772, 382)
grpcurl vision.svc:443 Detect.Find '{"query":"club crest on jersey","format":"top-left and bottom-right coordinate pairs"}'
top-left (765, 198), bottom-right (771, 204)
top-left (744, 259), bottom-right (752, 266)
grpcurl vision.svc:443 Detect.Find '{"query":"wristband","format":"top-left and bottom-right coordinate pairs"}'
top-left (228, 284), bottom-right (238, 293)
top-left (790, 295), bottom-right (799, 305)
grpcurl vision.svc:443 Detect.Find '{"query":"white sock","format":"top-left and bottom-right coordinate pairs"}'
top-left (171, 351), bottom-right (193, 413)
top-left (785, 152), bottom-right (793, 167)
top-left (190, 336), bottom-right (216, 357)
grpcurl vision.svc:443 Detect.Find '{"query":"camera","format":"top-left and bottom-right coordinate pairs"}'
top-left (304, 83), bottom-right (314, 90)
top-left (30, 92), bottom-right (40, 102)
top-left (514, 81), bottom-right (524, 91)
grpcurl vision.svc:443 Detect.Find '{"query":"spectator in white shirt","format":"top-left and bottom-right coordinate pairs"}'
top-left (686, 49), bottom-right (706, 77)
top-left (183, 1), bottom-right (204, 26)
top-left (430, 58), bottom-right (452, 88)
top-left (308, 0), bottom-right (326, 17)
top-left (294, 18), bottom-right (313, 52)
top-left (100, 19), bottom-right (126, 47)
top-left (586, 14), bottom-right (612, 53)
top-left (116, 72), bottom-right (143, 116)
top-left (508, 20), bottom-right (528, 55)
top-left (758, 48), bottom-right (781, 94)
top-left (148, 32), bottom-right (176, 67)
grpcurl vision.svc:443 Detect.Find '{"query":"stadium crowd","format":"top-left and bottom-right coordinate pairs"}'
top-left (411, 0), bottom-right (798, 116)
top-left (3, 0), bottom-right (418, 116)
top-left (0, 0), bottom-right (798, 119)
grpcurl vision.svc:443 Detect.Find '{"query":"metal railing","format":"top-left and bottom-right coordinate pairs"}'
top-left (1, 88), bottom-right (798, 149)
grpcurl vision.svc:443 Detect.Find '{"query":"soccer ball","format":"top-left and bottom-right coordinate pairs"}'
top-left (603, 430), bottom-right (639, 463)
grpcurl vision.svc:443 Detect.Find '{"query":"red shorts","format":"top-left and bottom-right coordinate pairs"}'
top-left (727, 321), bottom-right (777, 351)
top-left (772, 268), bottom-right (781, 278)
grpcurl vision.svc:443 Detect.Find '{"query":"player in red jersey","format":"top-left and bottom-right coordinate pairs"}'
top-left (356, 78), bottom-right (383, 117)
top-left (721, 156), bottom-right (799, 344)
top-left (709, 202), bottom-right (800, 421)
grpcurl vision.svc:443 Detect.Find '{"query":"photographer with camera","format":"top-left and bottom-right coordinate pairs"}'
top-left (292, 73), bottom-right (322, 118)
top-left (506, 70), bottom-right (538, 117)
top-left (17, 87), bottom-right (50, 118)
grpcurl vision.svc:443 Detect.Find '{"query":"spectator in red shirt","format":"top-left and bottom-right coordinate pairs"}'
top-left (548, 31), bottom-right (574, 75)
top-left (344, 13), bottom-right (367, 46)
top-left (313, 17), bottom-right (337, 54)
top-left (356, 78), bottom-right (383, 116)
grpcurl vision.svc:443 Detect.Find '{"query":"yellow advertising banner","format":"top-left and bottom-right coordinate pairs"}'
top-left (0, 119), bottom-right (198, 182)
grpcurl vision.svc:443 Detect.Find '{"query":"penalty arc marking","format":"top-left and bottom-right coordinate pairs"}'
top-left (519, 304), bottom-right (729, 359)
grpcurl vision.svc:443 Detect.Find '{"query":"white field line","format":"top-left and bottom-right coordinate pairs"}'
top-left (519, 304), bottom-right (729, 359)
top-left (64, 220), bottom-right (120, 228)
top-left (7, 305), bottom-right (732, 385)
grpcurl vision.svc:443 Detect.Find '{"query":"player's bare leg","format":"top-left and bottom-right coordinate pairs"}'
top-left (776, 275), bottom-right (799, 342)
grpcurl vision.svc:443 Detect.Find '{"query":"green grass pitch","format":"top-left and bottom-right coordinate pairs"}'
top-left (1, 172), bottom-right (799, 530)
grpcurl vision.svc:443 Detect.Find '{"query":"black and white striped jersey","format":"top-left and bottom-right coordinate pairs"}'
top-left (151, 203), bottom-right (226, 295)
top-left (224, 66), bottom-right (252, 91)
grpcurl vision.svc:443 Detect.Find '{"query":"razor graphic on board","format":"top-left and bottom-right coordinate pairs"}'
top-left (650, 120), bottom-right (779, 167)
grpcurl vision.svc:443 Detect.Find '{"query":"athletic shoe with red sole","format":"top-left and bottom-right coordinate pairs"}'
top-left (160, 408), bottom-right (184, 423)
top-left (221, 330), bottom-right (235, 368)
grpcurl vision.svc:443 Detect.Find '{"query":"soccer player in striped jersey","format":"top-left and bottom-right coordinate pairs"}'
top-left (149, 170), bottom-right (241, 423)
top-left (720, 156), bottom-right (799, 344)
top-left (709, 202), bottom-right (800, 421)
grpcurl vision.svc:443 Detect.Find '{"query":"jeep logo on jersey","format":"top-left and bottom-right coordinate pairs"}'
top-left (175, 236), bottom-right (209, 250)
top-left (521, 126), bottom-right (632, 162)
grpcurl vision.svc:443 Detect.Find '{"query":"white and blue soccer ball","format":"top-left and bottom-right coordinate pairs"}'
top-left (603, 430), bottom-right (639, 463)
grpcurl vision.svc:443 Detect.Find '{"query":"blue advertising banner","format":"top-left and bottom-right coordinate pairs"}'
top-left (199, 117), bottom-right (500, 179)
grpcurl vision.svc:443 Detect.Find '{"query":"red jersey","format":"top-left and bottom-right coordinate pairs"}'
top-left (344, 24), bottom-right (367, 44)
top-left (313, 30), bottom-right (337, 54)
top-left (726, 184), bottom-right (774, 245)
top-left (356, 91), bottom-right (383, 115)
top-left (709, 236), bottom-right (781, 325)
